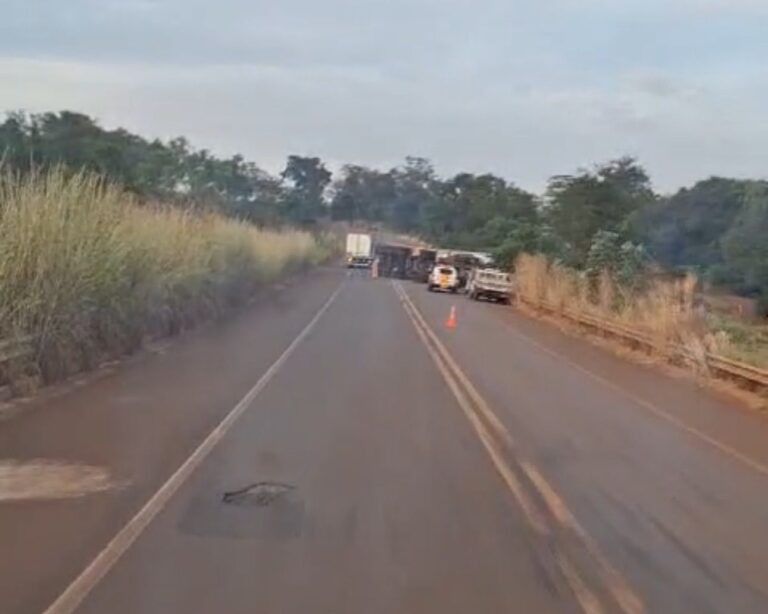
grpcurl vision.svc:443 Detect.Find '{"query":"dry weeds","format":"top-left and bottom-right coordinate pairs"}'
top-left (0, 169), bottom-right (324, 387)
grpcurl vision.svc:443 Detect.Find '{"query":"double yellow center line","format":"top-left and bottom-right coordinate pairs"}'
top-left (393, 281), bottom-right (644, 614)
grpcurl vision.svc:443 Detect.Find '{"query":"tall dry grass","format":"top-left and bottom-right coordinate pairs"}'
top-left (514, 253), bottom-right (724, 366)
top-left (0, 169), bottom-right (322, 384)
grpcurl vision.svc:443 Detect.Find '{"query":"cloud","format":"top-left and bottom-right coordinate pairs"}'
top-left (1, 0), bottom-right (767, 192)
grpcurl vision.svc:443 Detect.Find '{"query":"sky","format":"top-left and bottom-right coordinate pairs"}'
top-left (2, 0), bottom-right (768, 193)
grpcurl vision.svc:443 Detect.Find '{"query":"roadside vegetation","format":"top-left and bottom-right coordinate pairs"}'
top-left (515, 254), bottom-right (717, 357)
top-left (1, 109), bottom-right (766, 369)
top-left (0, 170), bottom-right (325, 387)
top-left (514, 253), bottom-right (768, 370)
top-left (706, 316), bottom-right (768, 368)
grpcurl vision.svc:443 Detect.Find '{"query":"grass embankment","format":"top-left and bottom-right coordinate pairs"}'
top-left (0, 170), bottom-right (327, 388)
top-left (707, 316), bottom-right (768, 368)
top-left (514, 253), bottom-right (768, 372)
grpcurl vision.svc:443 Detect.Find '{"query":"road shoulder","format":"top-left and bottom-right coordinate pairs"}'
top-left (0, 267), bottom-right (343, 614)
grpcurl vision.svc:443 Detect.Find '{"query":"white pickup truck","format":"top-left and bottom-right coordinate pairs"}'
top-left (466, 268), bottom-right (513, 304)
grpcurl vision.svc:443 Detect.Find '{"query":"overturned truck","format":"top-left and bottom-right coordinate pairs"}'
top-left (371, 239), bottom-right (436, 280)
top-left (373, 243), bottom-right (412, 278)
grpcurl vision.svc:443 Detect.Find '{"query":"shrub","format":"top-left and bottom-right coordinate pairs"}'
top-left (0, 169), bottom-right (321, 383)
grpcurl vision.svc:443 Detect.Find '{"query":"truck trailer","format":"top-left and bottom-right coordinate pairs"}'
top-left (345, 233), bottom-right (373, 268)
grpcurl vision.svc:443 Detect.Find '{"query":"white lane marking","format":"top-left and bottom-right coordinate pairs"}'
top-left (397, 289), bottom-right (550, 535)
top-left (499, 310), bottom-right (768, 479)
top-left (522, 462), bottom-right (644, 614)
top-left (400, 288), bottom-right (515, 449)
top-left (395, 281), bottom-right (645, 614)
top-left (43, 282), bottom-right (344, 614)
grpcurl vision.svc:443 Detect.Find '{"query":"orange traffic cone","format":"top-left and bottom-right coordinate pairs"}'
top-left (445, 305), bottom-right (457, 329)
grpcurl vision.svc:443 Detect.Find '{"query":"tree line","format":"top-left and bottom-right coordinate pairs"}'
top-left (1, 110), bottom-right (767, 313)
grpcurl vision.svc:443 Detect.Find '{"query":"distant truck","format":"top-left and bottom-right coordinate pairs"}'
top-left (466, 268), bottom-right (513, 304)
top-left (345, 233), bottom-right (373, 268)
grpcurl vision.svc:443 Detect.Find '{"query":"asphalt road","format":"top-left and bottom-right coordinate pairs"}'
top-left (4, 268), bottom-right (768, 613)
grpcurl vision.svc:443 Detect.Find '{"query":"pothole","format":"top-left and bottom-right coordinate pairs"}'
top-left (0, 459), bottom-right (115, 502)
top-left (222, 481), bottom-right (295, 507)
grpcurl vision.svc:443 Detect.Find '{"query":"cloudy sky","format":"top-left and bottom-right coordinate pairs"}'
top-left (2, 0), bottom-right (767, 192)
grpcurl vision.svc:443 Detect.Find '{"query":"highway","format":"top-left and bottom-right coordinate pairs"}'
top-left (3, 267), bottom-right (768, 613)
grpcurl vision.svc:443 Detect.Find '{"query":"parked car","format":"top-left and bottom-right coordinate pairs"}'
top-left (466, 268), bottom-right (513, 303)
top-left (427, 265), bottom-right (459, 293)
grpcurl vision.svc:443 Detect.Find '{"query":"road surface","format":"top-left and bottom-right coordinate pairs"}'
top-left (3, 267), bottom-right (768, 613)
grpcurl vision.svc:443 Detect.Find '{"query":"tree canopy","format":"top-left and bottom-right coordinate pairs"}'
top-left (545, 157), bottom-right (655, 267)
top-left (2, 110), bottom-right (768, 312)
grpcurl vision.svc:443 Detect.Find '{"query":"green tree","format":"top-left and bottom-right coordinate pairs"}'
top-left (546, 157), bottom-right (655, 266)
top-left (280, 155), bottom-right (332, 226)
top-left (0, 111), bottom-right (291, 223)
top-left (330, 164), bottom-right (396, 223)
top-left (585, 230), bottom-right (648, 288)
top-left (6, 109), bottom-right (766, 306)
top-left (721, 182), bottom-right (768, 308)
top-left (0, 111), bottom-right (37, 170)
top-left (390, 157), bottom-right (438, 233)
top-left (428, 172), bottom-right (537, 249)
top-left (634, 177), bottom-right (746, 270)
top-left (585, 230), bottom-right (622, 278)
top-left (492, 223), bottom-right (543, 268)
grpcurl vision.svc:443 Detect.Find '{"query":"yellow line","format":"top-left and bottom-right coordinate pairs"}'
top-left (396, 284), bottom-right (515, 450)
top-left (557, 554), bottom-right (606, 614)
top-left (522, 462), bottom-right (644, 614)
top-left (501, 317), bottom-right (768, 479)
top-left (397, 288), bottom-right (549, 535)
top-left (397, 286), bottom-right (605, 608)
top-left (520, 461), bottom-right (575, 527)
top-left (43, 283), bottom-right (345, 614)
top-left (395, 281), bottom-right (645, 614)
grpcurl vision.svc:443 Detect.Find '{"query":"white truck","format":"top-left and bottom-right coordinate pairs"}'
top-left (466, 268), bottom-right (513, 304)
top-left (345, 233), bottom-right (373, 268)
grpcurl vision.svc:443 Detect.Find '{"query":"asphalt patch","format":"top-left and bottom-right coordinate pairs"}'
top-left (222, 481), bottom-right (295, 507)
top-left (178, 481), bottom-right (304, 540)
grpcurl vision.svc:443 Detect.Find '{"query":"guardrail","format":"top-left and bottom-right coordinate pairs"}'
top-left (522, 298), bottom-right (768, 392)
